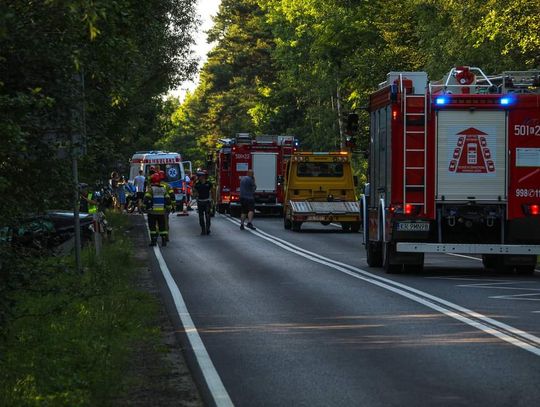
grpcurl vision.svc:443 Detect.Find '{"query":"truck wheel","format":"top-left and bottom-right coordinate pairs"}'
top-left (350, 222), bottom-right (361, 233)
top-left (320, 221), bottom-right (331, 226)
top-left (366, 241), bottom-right (382, 267)
top-left (516, 265), bottom-right (536, 275)
top-left (383, 242), bottom-right (402, 274)
top-left (482, 255), bottom-right (498, 271)
top-left (341, 223), bottom-right (351, 232)
top-left (292, 221), bottom-right (302, 232)
top-left (403, 254), bottom-right (425, 273)
top-left (217, 204), bottom-right (226, 214)
top-left (284, 216), bottom-right (292, 230)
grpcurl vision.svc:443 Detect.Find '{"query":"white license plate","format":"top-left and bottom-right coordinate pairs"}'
top-left (396, 222), bottom-right (430, 232)
top-left (308, 215), bottom-right (329, 221)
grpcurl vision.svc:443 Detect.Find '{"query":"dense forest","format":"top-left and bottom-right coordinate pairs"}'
top-left (1, 0), bottom-right (539, 403)
top-left (158, 0), bottom-right (540, 165)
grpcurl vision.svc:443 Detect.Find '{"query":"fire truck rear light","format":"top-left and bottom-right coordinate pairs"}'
top-left (522, 204), bottom-right (540, 216)
top-left (404, 204), bottom-right (413, 214)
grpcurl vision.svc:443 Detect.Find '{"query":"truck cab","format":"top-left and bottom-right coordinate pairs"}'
top-left (283, 152), bottom-right (360, 232)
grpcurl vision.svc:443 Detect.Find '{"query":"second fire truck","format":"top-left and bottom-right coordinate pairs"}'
top-left (363, 66), bottom-right (540, 273)
top-left (215, 133), bottom-right (296, 216)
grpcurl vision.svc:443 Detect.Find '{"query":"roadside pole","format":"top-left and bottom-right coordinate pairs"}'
top-left (71, 70), bottom-right (86, 273)
top-left (93, 213), bottom-right (102, 257)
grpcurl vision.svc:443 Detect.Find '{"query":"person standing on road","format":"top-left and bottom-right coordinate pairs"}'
top-left (193, 170), bottom-right (212, 235)
top-left (133, 170), bottom-right (146, 213)
top-left (239, 169), bottom-right (257, 230)
top-left (144, 173), bottom-right (172, 247)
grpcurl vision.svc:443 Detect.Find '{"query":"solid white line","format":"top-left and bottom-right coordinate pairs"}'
top-left (224, 216), bottom-right (540, 356)
top-left (153, 246), bottom-right (234, 407)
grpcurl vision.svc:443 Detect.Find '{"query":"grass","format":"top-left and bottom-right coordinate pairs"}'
top-left (0, 211), bottom-right (158, 406)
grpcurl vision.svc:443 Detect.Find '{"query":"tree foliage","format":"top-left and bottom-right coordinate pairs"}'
top-left (0, 0), bottom-right (198, 328)
top-left (159, 0), bottom-right (539, 162)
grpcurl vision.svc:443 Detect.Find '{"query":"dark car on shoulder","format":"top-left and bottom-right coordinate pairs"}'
top-left (0, 211), bottom-right (93, 253)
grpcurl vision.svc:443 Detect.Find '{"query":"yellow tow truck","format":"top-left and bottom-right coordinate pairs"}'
top-left (283, 152), bottom-right (361, 232)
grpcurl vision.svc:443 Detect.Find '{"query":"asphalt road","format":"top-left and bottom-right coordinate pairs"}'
top-left (153, 211), bottom-right (540, 407)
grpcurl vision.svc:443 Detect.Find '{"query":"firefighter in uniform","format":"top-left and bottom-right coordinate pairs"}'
top-left (144, 173), bottom-right (172, 247)
top-left (158, 170), bottom-right (175, 240)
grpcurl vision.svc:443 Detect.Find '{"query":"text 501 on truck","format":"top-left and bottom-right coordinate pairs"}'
top-left (129, 151), bottom-right (185, 210)
top-left (363, 66), bottom-right (540, 274)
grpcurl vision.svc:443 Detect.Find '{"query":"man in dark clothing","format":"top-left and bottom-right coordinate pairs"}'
top-left (193, 171), bottom-right (212, 235)
top-left (239, 169), bottom-right (257, 230)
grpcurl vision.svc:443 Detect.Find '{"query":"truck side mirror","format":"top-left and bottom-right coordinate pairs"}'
top-left (277, 175), bottom-right (284, 185)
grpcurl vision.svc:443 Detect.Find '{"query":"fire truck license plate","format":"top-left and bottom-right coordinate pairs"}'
top-left (396, 222), bottom-right (430, 232)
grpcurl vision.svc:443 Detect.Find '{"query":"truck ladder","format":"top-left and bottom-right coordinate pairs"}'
top-left (402, 86), bottom-right (427, 213)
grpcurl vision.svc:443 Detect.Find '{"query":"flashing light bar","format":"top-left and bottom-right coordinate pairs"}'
top-left (500, 97), bottom-right (511, 106)
top-left (435, 96), bottom-right (448, 106)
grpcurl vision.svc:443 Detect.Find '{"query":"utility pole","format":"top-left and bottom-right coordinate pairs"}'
top-left (336, 79), bottom-right (344, 150)
top-left (71, 70), bottom-right (87, 273)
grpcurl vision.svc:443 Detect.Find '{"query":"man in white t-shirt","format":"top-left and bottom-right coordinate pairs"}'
top-left (133, 170), bottom-right (146, 213)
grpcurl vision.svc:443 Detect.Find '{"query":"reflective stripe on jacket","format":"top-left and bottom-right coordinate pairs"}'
top-left (144, 185), bottom-right (171, 214)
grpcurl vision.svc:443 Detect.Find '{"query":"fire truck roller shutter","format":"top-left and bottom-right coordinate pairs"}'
top-left (252, 152), bottom-right (278, 192)
top-left (436, 110), bottom-right (507, 201)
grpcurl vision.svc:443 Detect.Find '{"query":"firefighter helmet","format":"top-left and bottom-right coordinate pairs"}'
top-left (150, 173), bottom-right (162, 185)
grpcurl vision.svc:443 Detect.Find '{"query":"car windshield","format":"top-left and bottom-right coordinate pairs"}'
top-left (296, 162), bottom-right (343, 177)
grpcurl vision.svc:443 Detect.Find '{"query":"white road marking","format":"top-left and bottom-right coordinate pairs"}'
top-left (446, 252), bottom-right (540, 272)
top-left (447, 253), bottom-right (482, 262)
top-left (490, 293), bottom-right (540, 301)
top-left (223, 215), bottom-right (540, 356)
top-left (152, 245), bottom-right (234, 407)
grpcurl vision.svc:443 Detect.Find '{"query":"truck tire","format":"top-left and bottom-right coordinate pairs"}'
top-left (320, 221), bottom-right (331, 226)
top-left (217, 204), bottom-right (226, 214)
top-left (383, 242), bottom-right (402, 274)
top-left (482, 254), bottom-right (498, 271)
top-left (366, 241), bottom-right (382, 267)
top-left (516, 265), bottom-right (536, 275)
top-left (350, 222), bottom-right (361, 233)
top-left (284, 216), bottom-right (292, 230)
top-left (341, 223), bottom-right (351, 232)
top-left (292, 221), bottom-right (302, 232)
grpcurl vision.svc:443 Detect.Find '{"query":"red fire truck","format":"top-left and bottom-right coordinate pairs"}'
top-left (363, 66), bottom-right (540, 273)
top-left (215, 133), bottom-right (296, 216)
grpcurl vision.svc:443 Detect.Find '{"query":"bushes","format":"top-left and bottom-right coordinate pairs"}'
top-left (0, 216), bottom-right (157, 406)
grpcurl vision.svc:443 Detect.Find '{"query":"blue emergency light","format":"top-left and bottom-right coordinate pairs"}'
top-left (435, 96), bottom-right (448, 106)
top-left (500, 97), bottom-right (511, 106)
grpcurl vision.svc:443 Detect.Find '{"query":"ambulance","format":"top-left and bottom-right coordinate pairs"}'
top-left (129, 151), bottom-right (185, 210)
